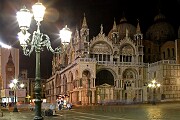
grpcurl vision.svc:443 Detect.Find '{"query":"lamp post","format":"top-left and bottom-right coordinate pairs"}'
top-left (26, 95), bottom-right (31, 104)
top-left (148, 79), bottom-right (161, 105)
top-left (9, 79), bottom-right (25, 112)
top-left (16, 1), bottom-right (72, 120)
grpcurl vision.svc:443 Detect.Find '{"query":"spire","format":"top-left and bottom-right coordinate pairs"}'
top-left (112, 18), bottom-right (117, 31)
top-left (100, 24), bottom-right (103, 34)
top-left (82, 13), bottom-right (88, 28)
top-left (9, 51), bottom-right (12, 59)
top-left (75, 26), bottom-right (80, 40)
top-left (7, 51), bottom-right (14, 65)
top-left (136, 19), bottom-right (141, 34)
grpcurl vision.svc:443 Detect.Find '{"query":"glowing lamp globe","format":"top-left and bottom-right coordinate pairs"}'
top-left (32, 2), bottom-right (46, 22)
top-left (16, 6), bottom-right (32, 30)
top-left (60, 25), bottom-right (72, 44)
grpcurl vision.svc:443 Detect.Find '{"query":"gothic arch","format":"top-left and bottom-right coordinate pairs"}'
top-left (55, 74), bottom-right (61, 87)
top-left (81, 70), bottom-right (91, 88)
top-left (64, 54), bottom-right (68, 65)
top-left (63, 74), bottom-right (67, 94)
top-left (68, 71), bottom-right (73, 82)
top-left (75, 70), bottom-right (79, 80)
top-left (68, 71), bottom-right (73, 91)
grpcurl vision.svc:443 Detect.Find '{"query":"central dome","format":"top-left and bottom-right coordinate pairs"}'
top-left (108, 17), bottom-right (136, 40)
top-left (146, 13), bottom-right (175, 44)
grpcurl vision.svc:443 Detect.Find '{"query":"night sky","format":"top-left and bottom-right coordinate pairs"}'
top-left (0, 0), bottom-right (180, 78)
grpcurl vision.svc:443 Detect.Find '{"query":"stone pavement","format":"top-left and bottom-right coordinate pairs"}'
top-left (1, 102), bottom-right (180, 120)
top-left (0, 110), bottom-right (61, 120)
top-left (0, 107), bottom-right (61, 120)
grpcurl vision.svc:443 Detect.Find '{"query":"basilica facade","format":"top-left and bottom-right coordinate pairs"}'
top-left (46, 12), bottom-right (180, 105)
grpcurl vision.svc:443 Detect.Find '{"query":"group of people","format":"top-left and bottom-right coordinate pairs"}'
top-left (1, 102), bottom-right (15, 108)
top-left (57, 99), bottom-right (72, 110)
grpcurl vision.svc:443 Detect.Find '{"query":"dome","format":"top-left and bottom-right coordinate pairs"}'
top-left (108, 17), bottom-right (136, 40)
top-left (154, 13), bottom-right (166, 22)
top-left (146, 13), bottom-right (175, 44)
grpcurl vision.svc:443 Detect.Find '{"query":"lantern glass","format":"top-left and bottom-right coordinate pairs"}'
top-left (32, 2), bottom-right (46, 22)
top-left (16, 6), bottom-right (32, 30)
top-left (20, 83), bottom-right (25, 88)
top-left (9, 83), bottom-right (14, 89)
top-left (60, 25), bottom-right (72, 44)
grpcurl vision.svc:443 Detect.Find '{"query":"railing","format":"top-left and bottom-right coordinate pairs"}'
top-left (61, 58), bottom-right (176, 72)
top-left (79, 58), bottom-right (96, 62)
top-left (61, 58), bottom-right (96, 73)
top-left (148, 60), bottom-right (176, 67)
top-left (97, 61), bottom-right (146, 66)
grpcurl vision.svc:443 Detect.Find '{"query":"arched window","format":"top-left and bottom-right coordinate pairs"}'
top-left (172, 48), bottom-right (175, 57)
top-left (64, 54), bottom-right (68, 66)
top-left (167, 48), bottom-right (170, 57)
top-left (63, 75), bottom-right (67, 93)
top-left (163, 52), bottom-right (165, 59)
top-left (120, 45), bottom-right (134, 62)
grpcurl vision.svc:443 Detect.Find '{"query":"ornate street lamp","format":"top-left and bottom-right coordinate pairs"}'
top-left (9, 79), bottom-right (25, 112)
top-left (16, 1), bottom-right (72, 120)
top-left (148, 79), bottom-right (161, 105)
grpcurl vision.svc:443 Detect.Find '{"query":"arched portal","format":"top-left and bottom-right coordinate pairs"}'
top-left (122, 68), bottom-right (141, 103)
top-left (96, 70), bottom-right (114, 86)
top-left (95, 70), bottom-right (114, 104)
top-left (81, 70), bottom-right (91, 88)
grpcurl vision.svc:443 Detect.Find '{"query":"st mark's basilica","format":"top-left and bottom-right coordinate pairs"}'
top-left (46, 12), bottom-right (180, 105)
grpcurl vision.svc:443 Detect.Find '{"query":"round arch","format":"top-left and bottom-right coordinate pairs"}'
top-left (96, 69), bottom-right (114, 86)
top-left (81, 70), bottom-right (91, 88)
top-left (119, 43), bottom-right (135, 55)
top-left (90, 41), bottom-right (113, 54)
top-left (122, 68), bottom-right (138, 79)
top-left (96, 68), bottom-right (117, 79)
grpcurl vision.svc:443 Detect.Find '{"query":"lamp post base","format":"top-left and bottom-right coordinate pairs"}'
top-left (13, 105), bottom-right (18, 112)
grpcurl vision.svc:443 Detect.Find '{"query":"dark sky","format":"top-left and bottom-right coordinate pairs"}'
top-left (0, 0), bottom-right (180, 78)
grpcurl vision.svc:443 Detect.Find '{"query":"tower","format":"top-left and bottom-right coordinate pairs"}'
top-left (134, 20), bottom-right (143, 63)
top-left (111, 18), bottom-right (119, 44)
top-left (6, 52), bottom-right (15, 88)
top-left (79, 13), bottom-right (90, 58)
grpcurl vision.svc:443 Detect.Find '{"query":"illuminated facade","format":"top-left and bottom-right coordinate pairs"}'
top-left (0, 48), bottom-right (26, 103)
top-left (46, 12), bottom-right (180, 105)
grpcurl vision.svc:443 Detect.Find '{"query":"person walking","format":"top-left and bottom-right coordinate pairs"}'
top-left (57, 100), bottom-right (62, 110)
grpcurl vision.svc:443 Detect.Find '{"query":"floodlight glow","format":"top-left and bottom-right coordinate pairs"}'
top-left (0, 42), bottom-right (11, 49)
top-left (13, 79), bottom-right (18, 84)
top-left (20, 83), bottom-right (25, 88)
top-left (9, 83), bottom-right (14, 88)
top-left (60, 25), bottom-right (72, 44)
